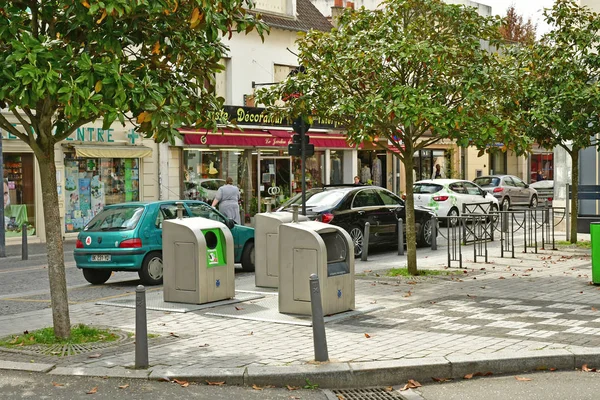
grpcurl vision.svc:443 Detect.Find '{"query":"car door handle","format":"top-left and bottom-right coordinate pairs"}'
top-left (357, 211), bottom-right (365, 215)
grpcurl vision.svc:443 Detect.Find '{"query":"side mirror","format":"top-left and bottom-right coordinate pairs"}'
top-left (482, 190), bottom-right (487, 197)
top-left (525, 184), bottom-right (530, 188)
top-left (226, 219), bottom-right (236, 229)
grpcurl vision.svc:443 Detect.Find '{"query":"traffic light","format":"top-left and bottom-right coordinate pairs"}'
top-left (288, 116), bottom-right (314, 156)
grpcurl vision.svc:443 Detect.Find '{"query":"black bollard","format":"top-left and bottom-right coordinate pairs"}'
top-left (397, 218), bottom-right (404, 255)
top-left (309, 274), bottom-right (329, 362)
top-left (135, 285), bottom-right (149, 369)
top-left (21, 223), bottom-right (28, 261)
top-left (361, 222), bottom-right (370, 261)
top-left (431, 216), bottom-right (437, 251)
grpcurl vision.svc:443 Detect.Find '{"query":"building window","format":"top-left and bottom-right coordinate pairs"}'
top-left (64, 155), bottom-right (140, 233)
top-left (530, 153), bottom-right (553, 182)
top-left (3, 153), bottom-right (36, 236)
top-left (489, 152), bottom-right (507, 175)
top-left (330, 150), bottom-right (344, 184)
top-left (183, 149), bottom-right (245, 202)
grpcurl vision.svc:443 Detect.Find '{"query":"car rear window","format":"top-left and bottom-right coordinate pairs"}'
top-left (84, 207), bottom-right (144, 232)
top-left (413, 183), bottom-right (443, 194)
top-left (282, 189), bottom-right (347, 209)
top-left (473, 177), bottom-right (500, 187)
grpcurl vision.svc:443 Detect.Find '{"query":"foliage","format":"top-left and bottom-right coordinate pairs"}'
top-left (256, 0), bottom-right (529, 274)
top-left (0, 0), bottom-right (268, 338)
top-left (303, 378), bottom-right (319, 390)
top-left (499, 5), bottom-right (537, 45)
top-left (386, 268), bottom-right (463, 277)
top-left (556, 240), bottom-right (591, 249)
top-left (511, 0), bottom-right (600, 242)
top-left (0, 324), bottom-right (118, 347)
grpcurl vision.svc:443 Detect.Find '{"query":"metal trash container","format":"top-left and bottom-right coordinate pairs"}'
top-left (162, 217), bottom-right (235, 304)
top-left (278, 220), bottom-right (355, 316)
top-left (592, 222), bottom-right (600, 284)
top-left (255, 211), bottom-right (308, 288)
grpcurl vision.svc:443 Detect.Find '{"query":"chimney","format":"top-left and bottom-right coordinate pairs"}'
top-left (331, 0), bottom-right (345, 28)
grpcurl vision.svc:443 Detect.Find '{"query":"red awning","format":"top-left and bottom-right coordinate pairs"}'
top-left (182, 128), bottom-right (355, 149)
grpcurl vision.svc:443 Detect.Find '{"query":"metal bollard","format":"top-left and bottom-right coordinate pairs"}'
top-left (265, 198), bottom-right (272, 213)
top-left (361, 222), bottom-right (370, 261)
top-left (431, 217), bottom-right (437, 251)
top-left (502, 203), bottom-right (509, 233)
top-left (309, 274), bottom-right (329, 362)
top-left (175, 202), bottom-right (184, 219)
top-left (21, 223), bottom-right (28, 260)
top-left (397, 218), bottom-right (404, 255)
top-left (292, 204), bottom-right (299, 223)
top-left (135, 285), bottom-right (149, 369)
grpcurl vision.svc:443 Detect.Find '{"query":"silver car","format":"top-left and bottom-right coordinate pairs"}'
top-left (473, 175), bottom-right (538, 209)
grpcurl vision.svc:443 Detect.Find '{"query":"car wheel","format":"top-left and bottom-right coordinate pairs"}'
top-left (82, 269), bottom-right (112, 285)
top-left (349, 226), bottom-right (364, 257)
top-left (417, 218), bottom-right (433, 247)
top-left (446, 207), bottom-right (459, 227)
top-left (501, 196), bottom-right (510, 211)
top-left (139, 251), bottom-right (163, 285)
top-left (241, 241), bottom-right (255, 272)
top-left (529, 195), bottom-right (538, 208)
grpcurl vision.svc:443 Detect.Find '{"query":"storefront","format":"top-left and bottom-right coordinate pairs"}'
top-left (180, 106), bottom-right (356, 219)
top-left (529, 146), bottom-right (553, 183)
top-left (2, 117), bottom-right (157, 241)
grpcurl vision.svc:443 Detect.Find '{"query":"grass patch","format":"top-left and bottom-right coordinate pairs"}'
top-left (0, 324), bottom-right (118, 347)
top-left (386, 268), bottom-right (464, 277)
top-left (556, 240), bottom-right (591, 249)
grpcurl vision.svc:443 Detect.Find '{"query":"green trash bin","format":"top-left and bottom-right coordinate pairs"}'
top-left (592, 222), bottom-right (600, 284)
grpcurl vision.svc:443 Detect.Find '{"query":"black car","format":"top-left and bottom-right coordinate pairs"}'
top-left (277, 185), bottom-right (436, 257)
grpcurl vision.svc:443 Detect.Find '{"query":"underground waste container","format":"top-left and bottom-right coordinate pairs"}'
top-left (162, 217), bottom-right (235, 304)
top-left (255, 211), bottom-right (308, 288)
top-left (592, 222), bottom-right (600, 284)
top-left (278, 220), bottom-right (355, 316)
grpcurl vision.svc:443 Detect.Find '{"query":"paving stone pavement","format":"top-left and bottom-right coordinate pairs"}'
top-left (1, 232), bottom-right (599, 388)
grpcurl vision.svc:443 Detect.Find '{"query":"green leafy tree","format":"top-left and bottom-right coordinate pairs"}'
top-left (256, 0), bottom-right (530, 274)
top-left (0, 1), bottom-right (267, 338)
top-left (499, 4), bottom-right (537, 45)
top-left (514, 0), bottom-right (600, 243)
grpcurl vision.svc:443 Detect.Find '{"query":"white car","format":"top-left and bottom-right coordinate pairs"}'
top-left (413, 179), bottom-right (499, 224)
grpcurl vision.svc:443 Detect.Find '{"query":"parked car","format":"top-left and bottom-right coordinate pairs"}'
top-left (529, 180), bottom-right (553, 207)
top-left (473, 175), bottom-right (538, 209)
top-left (74, 200), bottom-right (255, 285)
top-left (277, 185), bottom-right (436, 257)
top-left (413, 179), bottom-right (499, 225)
top-left (183, 178), bottom-right (226, 202)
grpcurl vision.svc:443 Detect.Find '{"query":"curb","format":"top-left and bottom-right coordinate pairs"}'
top-left (5, 348), bottom-right (600, 388)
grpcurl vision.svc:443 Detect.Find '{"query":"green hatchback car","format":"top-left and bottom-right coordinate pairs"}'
top-left (74, 200), bottom-right (255, 285)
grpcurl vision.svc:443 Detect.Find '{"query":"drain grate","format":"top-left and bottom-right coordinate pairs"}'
top-left (331, 388), bottom-right (405, 399)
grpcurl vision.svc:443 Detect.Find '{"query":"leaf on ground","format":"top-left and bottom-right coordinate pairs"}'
top-left (484, 372), bottom-right (493, 376)
top-left (157, 377), bottom-right (170, 382)
top-left (235, 306), bottom-right (244, 311)
top-left (23, 330), bottom-right (29, 335)
top-left (88, 353), bottom-right (101, 359)
top-left (287, 385), bottom-right (300, 390)
top-left (403, 291), bottom-right (412, 297)
top-left (550, 368), bottom-right (557, 371)
top-left (118, 384), bottom-right (129, 389)
top-left (249, 331), bottom-right (253, 335)
top-left (252, 384), bottom-right (263, 390)
top-left (336, 395), bottom-right (345, 400)
top-left (432, 377), bottom-right (449, 382)
top-left (370, 300), bottom-right (377, 304)
top-left (407, 281), bottom-right (418, 285)
top-left (86, 386), bottom-right (98, 394)
top-left (515, 376), bottom-right (532, 381)
top-left (198, 343), bottom-right (210, 347)
top-left (592, 307), bottom-right (597, 311)
top-left (400, 379), bottom-right (421, 390)
top-left (473, 372), bottom-right (484, 377)
top-left (169, 333), bottom-right (179, 337)
top-left (467, 294), bottom-right (477, 298)
top-left (385, 386), bottom-right (393, 391)
top-left (498, 276), bottom-right (505, 279)
top-left (52, 382), bottom-right (64, 387)
top-left (206, 381), bottom-right (225, 386)
top-left (364, 333), bottom-right (371, 338)
top-left (173, 379), bottom-right (189, 387)
top-left (582, 364), bottom-right (597, 372)
top-left (464, 373), bottom-right (474, 379)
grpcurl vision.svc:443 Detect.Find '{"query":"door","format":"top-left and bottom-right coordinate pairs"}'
top-left (502, 176), bottom-right (517, 205)
top-left (511, 176), bottom-right (528, 205)
top-left (258, 157), bottom-right (292, 211)
top-left (350, 188), bottom-right (386, 242)
top-left (375, 188), bottom-right (405, 242)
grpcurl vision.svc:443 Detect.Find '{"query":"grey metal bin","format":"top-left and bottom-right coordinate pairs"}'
top-left (278, 220), bottom-right (355, 316)
top-left (255, 211), bottom-right (308, 288)
top-left (162, 217), bottom-right (235, 304)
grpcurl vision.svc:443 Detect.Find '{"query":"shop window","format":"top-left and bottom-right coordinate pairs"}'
top-left (530, 153), bottom-right (553, 182)
top-left (292, 152), bottom-right (324, 191)
top-left (330, 150), bottom-right (344, 184)
top-left (490, 152), bottom-right (507, 175)
top-left (64, 155), bottom-right (140, 233)
top-left (3, 153), bottom-right (36, 236)
top-left (183, 149), bottom-right (243, 202)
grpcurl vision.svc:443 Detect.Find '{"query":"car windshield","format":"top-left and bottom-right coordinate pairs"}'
top-left (474, 177), bottom-right (500, 187)
top-left (282, 189), bottom-right (348, 209)
top-left (84, 206), bottom-right (144, 232)
top-left (413, 183), bottom-right (443, 194)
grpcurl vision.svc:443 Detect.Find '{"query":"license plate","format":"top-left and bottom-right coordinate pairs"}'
top-left (91, 254), bottom-right (111, 262)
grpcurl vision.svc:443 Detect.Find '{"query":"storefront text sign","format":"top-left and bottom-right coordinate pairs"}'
top-left (1, 124), bottom-right (139, 144)
top-left (215, 106), bottom-right (343, 130)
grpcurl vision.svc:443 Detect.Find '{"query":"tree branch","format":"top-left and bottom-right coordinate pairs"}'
top-left (0, 111), bottom-right (31, 144)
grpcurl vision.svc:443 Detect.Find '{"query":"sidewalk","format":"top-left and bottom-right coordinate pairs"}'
top-left (0, 232), bottom-right (598, 389)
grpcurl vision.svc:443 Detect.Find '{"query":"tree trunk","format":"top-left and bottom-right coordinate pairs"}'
top-left (570, 148), bottom-right (579, 243)
top-left (402, 143), bottom-right (418, 275)
top-left (37, 147), bottom-right (71, 339)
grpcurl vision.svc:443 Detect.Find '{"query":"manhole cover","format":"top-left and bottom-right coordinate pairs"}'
top-left (0, 330), bottom-right (131, 357)
top-left (331, 388), bottom-right (405, 399)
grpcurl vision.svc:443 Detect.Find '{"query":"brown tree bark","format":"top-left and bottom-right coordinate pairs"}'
top-left (36, 146), bottom-right (71, 339)
top-left (402, 140), bottom-right (418, 275)
top-left (570, 148), bottom-right (579, 244)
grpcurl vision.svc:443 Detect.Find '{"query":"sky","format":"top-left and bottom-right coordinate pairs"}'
top-left (481, 0), bottom-right (556, 36)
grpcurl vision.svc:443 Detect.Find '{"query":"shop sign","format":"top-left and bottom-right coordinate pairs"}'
top-left (215, 106), bottom-right (343, 130)
top-left (1, 124), bottom-right (140, 144)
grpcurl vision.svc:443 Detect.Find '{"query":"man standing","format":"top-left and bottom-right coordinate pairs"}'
top-left (432, 164), bottom-right (445, 179)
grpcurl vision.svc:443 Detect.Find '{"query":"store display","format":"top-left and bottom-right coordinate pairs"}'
top-left (3, 154), bottom-right (36, 236)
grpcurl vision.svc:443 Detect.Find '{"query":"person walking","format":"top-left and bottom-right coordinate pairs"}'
top-left (431, 164), bottom-right (445, 179)
top-left (212, 177), bottom-right (241, 224)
